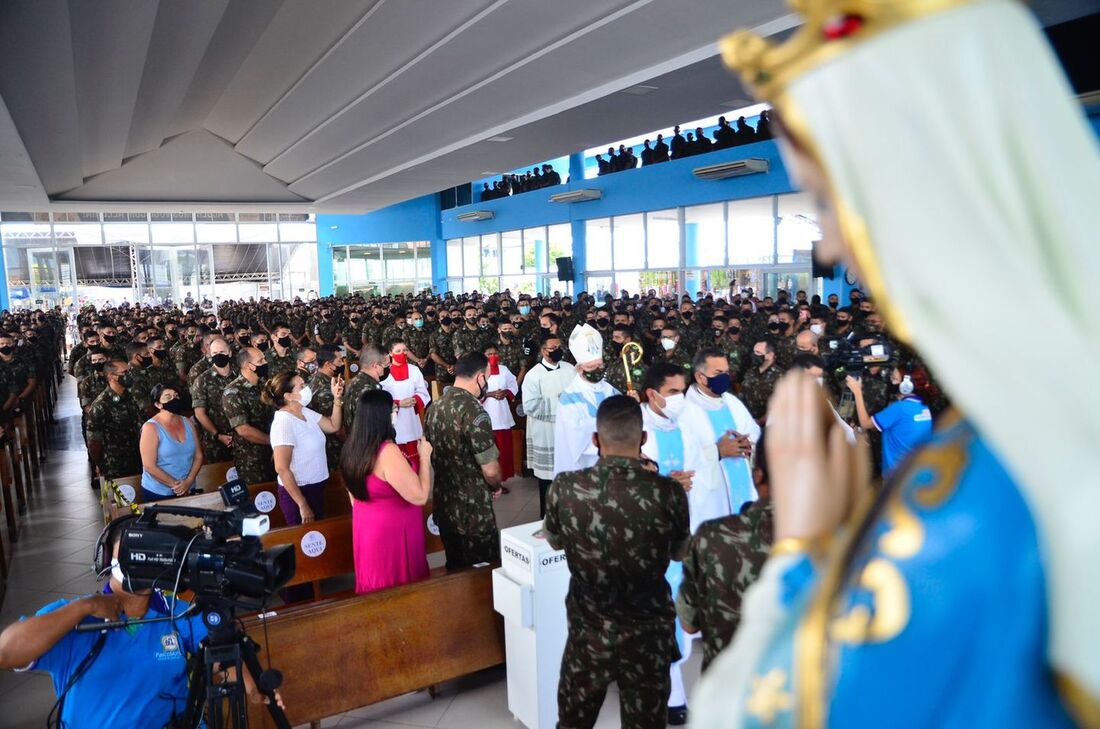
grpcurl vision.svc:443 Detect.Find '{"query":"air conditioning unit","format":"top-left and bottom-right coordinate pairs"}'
top-left (692, 158), bottom-right (769, 181)
top-left (456, 210), bottom-right (494, 222)
top-left (549, 189), bottom-right (602, 204)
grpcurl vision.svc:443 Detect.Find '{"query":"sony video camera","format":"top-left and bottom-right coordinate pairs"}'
top-left (115, 499), bottom-right (295, 604)
top-left (821, 335), bottom-right (894, 376)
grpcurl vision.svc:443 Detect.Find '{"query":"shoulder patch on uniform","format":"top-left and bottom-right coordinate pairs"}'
top-left (472, 411), bottom-right (491, 428)
top-left (224, 388), bottom-right (238, 395)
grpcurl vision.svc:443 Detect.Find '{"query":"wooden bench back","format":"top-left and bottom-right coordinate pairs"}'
top-left (242, 566), bottom-right (503, 727)
top-left (260, 515), bottom-right (354, 590)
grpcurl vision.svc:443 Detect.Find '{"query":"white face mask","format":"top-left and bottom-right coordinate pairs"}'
top-left (660, 392), bottom-right (686, 420)
top-left (816, 376), bottom-right (825, 387)
top-left (297, 385), bottom-right (313, 407)
top-left (810, 324), bottom-right (824, 336)
top-left (661, 337), bottom-right (677, 351)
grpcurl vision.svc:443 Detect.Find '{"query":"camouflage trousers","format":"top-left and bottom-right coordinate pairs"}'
top-left (201, 432), bottom-right (234, 465)
top-left (437, 520), bottom-right (499, 572)
top-left (557, 617), bottom-right (677, 729)
top-left (233, 442), bottom-right (277, 486)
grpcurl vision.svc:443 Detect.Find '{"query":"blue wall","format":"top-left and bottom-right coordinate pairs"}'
top-left (317, 195), bottom-right (445, 294)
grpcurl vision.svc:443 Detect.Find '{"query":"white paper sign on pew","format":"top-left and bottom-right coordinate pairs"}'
top-left (254, 491), bottom-right (276, 514)
top-left (301, 530), bottom-right (327, 558)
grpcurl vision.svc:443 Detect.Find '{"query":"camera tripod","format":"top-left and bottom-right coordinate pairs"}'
top-left (180, 604), bottom-right (291, 729)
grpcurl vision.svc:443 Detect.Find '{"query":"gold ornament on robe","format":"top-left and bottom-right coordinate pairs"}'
top-left (620, 341), bottom-right (643, 393)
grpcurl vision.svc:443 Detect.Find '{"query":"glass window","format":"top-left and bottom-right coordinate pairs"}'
top-left (278, 222), bottom-right (315, 242)
top-left (646, 209), bottom-right (680, 268)
top-left (612, 214), bottom-right (644, 270)
top-left (238, 223), bottom-right (278, 243)
top-left (501, 275), bottom-right (537, 295)
top-left (776, 192), bottom-right (819, 265)
top-left (106, 222), bottom-right (151, 245)
top-left (501, 230), bottom-right (523, 274)
top-left (728, 196), bottom-right (775, 265)
top-left (585, 218), bottom-right (612, 270)
top-left (685, 203), bottom-right (726, 267)
top-left (480, 233), bottom-right (500, 276)
top-left (586, 274), bottom-right (614, 300)
top-left (52, 223), bottom-right (102, 247)
top-left (383, 242), bottom-right (417, 281)
top-left (522, 227), bottom-right (545, 274)
top-left (348, 246), bottom-right (382, 294)
top-left (547, 223), bottom-right (571, 271)
top-left (638, 269), bottom-right (680, 296)
top-left (149, 223), bottom-right (192, 245)
top-left (195, 223), bottom-right (237, 244)
top-left (415, 241), bottom-right (432, 279)
top-left (463, 276), bottom-right (480, 294)
top-left (462, 237), bottom-right (480, 277)
top-left (446, 239), bottom-right (463, 277)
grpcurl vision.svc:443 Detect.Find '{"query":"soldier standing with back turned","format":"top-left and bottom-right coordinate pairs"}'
top-left (543, 395), bottom-right (690, 729)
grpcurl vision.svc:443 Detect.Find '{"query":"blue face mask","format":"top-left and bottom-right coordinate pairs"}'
top-left (519, 306), bottom-right (530, 316)
top-left (705, 372), bottom-right (731, 395)
top-left (413, 319), bottom-right (424, 329)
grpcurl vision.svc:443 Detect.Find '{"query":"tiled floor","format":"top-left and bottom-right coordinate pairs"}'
top-left (0, 375), bottom-right (702, 728)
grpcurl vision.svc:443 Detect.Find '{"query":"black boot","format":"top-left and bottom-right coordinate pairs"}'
top-left (667, 705), bottom-right (688, 726)
top-left (90, 475), bottom-right (100, 491)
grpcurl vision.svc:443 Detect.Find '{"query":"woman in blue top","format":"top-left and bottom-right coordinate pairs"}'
top-left (139, 383), bottom-right (203, 502)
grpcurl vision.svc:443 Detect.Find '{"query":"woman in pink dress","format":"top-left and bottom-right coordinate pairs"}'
top-left (340, 389), bottom-right (432, 593)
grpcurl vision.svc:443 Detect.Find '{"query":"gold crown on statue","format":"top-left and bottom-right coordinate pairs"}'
top-left (721, 0), bottom-right (972, 100)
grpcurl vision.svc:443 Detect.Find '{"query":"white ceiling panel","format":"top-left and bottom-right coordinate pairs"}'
top-left (0, 0), bottom-right (83, 195)
top-left (265, 0), bottom-right (641, 183)
top-left (235, 0), bottom-right (496, 166)
top-left (203, 0), bottom-right (378, 144)
top-left (0, 94), bottom-right (49, 210)
top-left (168, 0), bottom-right (286, 139)
top-left (69, 0), bottom-right (159, 179)
top-left (57, 130), bottom-right (305, 203)
top-left (123, 0), bottom-right (230, 159)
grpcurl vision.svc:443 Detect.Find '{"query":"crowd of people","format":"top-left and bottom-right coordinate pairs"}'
top-left (479, 111), bottom-right (773, 200)
top-left (0, 282), bottom-right (944, 726)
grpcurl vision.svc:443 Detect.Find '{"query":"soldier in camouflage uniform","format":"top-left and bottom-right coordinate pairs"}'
top-left (605, 325), bottom-right (647, 396)
top-left (87, 361), bottom-right (144, 480)
top-left (191, 338), bottom-right (238, 464)
top-left (495, 320), bottom-right (526, 379)
top-left (1, 334), bottom-right (37, 409)
top-left (429, 316), bottom-right (458, 386)
top-left (342, 345), bottom-right (387, 430)
top-left (289, 309), bottom-right (310, 347)
top-left (403, 310), bottom-right (432, 373)
top-left (312, 306), bottom-right (341, 347)
top-left (171, 325), bottom-right (204, 381)
top-left (656, 326), bottom-right (694, 375)
top-left (146, 336), bottom-right (179, 390)
top-left (341, 313), bottom-right (364, 359)
top-left (543, 395), bottom-right (690, 729)
top-left (307, 345), bottom-right (345, 469)
top-left (67, 330), bottom-right (98, 376)
top-left (451, 308), bottom-right (487, 358)
top-left (677, 487), bottom-right (773, 672)
top-left (266, 324), bottom-right (299, 377)
top-left (223, 348), bottom-right (277, 485)
top-left (423, 352), bottom-right (502, 570)
top-left (741, 340), bottom-right (785, 422)
top-left (380, 313), bottom-right (410, 352)
top-left (124, 341), bottom-right (159, 415)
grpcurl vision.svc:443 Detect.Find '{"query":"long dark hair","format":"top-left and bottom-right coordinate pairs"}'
top-left (340, 389), bottom-right (397, 501)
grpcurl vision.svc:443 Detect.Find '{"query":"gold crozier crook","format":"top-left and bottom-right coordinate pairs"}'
top-left (621, 342), bottom-right (644, 392)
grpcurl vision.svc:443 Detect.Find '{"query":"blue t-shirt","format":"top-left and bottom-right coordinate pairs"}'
top-left (24, 593), bottom-right (207, 728)
top-left (873, 397), bottom-right (934, 475)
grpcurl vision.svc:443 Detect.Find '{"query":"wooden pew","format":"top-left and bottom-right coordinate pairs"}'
top-left (243, 566), bottom-right (503, 728)
top-left (260, 516), bottom-right (354, 601)
top-left (101, 461), bottom-right (235, 523)
top-left (0, 444), bottom-right (21, 543)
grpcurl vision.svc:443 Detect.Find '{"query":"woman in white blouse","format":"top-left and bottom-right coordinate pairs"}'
top-left (263, 370), bottom-right (344, 524)
top-left (380, 340), bottom-right (430, 470)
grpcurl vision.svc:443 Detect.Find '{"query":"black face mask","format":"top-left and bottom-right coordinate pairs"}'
top-left (277, 336), bottom-right (292, 348)
top-left (0, 346), bottom-right (13, 356)
top-left (116, 373), bottom-right (133, 388)
top-left (546, 348), bottom-right (564, 363)
top-left (152, 349), bottom-right (167, 360)
top-left (161, 399), bottom-right (186, 415)
top-left (499, 332), bottom-right (511, 342)
top-left (768, 322), bottom-right (783, 332)
top-left (91, 361), bottom-right (105, 372)
top-left (102, 334), bottom-right (115, 344)
top-left (752, 353), bottom-right (766, 366)
top-left (610, 341), bottom-right (624, 355)
top-left (837, 319), bottom-right (851, 329)
top-left (256, 341), bottom-right (270, 352)
top-left (682, 311), bottom-right (693, 320)
top-left (440, 317), bottom-right (452, 326)
top-left (596, 318), bottom-right (609, 328)
top-left (165, 330), bottom-right (176, 339)
top-left (253, 363), bottom-right (270, 379)
top-left (581, 368), bottom-right (604, 384)
top-left (211, 353), bottom-right (232, 368)
top-left (138, 356), bottom-right (153, 369)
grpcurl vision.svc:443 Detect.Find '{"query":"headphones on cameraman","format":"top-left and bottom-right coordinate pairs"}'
top-left (898, 374), bottom-right (914, 396)
top-left (93, 514), bottom-right (140, 587)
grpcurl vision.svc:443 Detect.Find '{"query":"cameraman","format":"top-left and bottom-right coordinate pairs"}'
top-left (847, 366), bottom-right (933, 477)
top-left (0, 519), bottom-right (283, 727)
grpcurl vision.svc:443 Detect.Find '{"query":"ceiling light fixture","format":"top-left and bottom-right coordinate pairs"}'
top-left (486, 136), bottom-right (513, 143)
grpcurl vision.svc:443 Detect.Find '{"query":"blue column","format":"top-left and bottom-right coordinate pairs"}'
top-left (316, 240), bottom-right (334, 297)
top-left (0, 244), bottom-right (9, 311)
top-left (568, 152), bottom-right (585, 186)
top-left (570, 218), bottom-right (586, 297)
top-left (431, 237), bottom-right (447, 293)
top-left (684, 222), bottom-right (701, 295)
